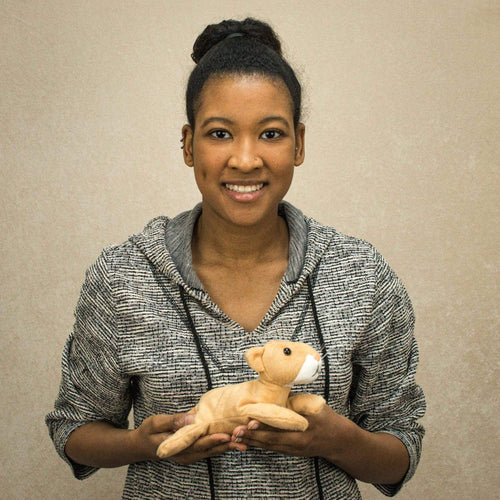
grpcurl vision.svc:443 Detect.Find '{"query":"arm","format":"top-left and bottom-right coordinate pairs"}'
top-left (66, 414), bottom-right (247, 468)
top-left (347, 251), bottom-right (426, 494)
top-left (326, 413), bottom-right (410, 485)
top-left (65, 415), bottom-right (184, 468)
top-left (46, 251), bottom-right (133, 478)
top-left (234, 406), bottom-right (408, 485)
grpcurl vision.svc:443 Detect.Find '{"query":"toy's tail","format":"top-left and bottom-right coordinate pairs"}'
top-left (156, 423), bottom-right (207, 458)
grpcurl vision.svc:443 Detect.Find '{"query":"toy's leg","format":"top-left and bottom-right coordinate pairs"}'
top-left (287, 394), bottom-right (326, 415)
top-left (240, 403), bottom-right (309, 431)
top-left (156, 423), bottom-right (207, 458)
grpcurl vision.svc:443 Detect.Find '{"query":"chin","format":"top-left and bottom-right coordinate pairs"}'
top-left (226, 204), bottom-right (280, 227)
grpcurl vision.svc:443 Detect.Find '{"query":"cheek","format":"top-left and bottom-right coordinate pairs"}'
top-left (268, 143), bottom-right (296, 167)
top-left (193, 143), bottom-right (226, 172)
top-left (272, 153), bottom-right (296, 180)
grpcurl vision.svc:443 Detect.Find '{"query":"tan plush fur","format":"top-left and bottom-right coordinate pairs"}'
top-left (157, 340), bottom-right (326, 458)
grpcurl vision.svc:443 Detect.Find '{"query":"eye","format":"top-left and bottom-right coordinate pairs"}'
top-left (260, 129), bottom-right (282, 140)
top-left (283, 347), bottom-right (291, 356)
top-left (209, 129), bottom-right (231, 139)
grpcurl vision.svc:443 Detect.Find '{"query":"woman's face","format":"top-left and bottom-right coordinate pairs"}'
top-left (182, 74), bottom-right (305, 228)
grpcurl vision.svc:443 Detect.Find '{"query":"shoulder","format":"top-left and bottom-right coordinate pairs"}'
top-left (305, 213), bottom-right (381, 271)
top-left (78, 216), bottom-right (171, 293)
top-left (100, 215), bottom-right (170, 268)
top-left (304, 213), bottom-right (408, 299)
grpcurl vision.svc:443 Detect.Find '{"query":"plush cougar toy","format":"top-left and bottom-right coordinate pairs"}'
top-left (157, 340), bottom-right (326, 458)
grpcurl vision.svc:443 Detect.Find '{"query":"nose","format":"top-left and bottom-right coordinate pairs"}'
top-left (227, 139), bottom-right (263, 171)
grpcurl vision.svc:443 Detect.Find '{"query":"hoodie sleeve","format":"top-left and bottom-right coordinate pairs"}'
top-left (349, 248), bottom-right (426, 497)
top-left (45, 249), bottom-right (132, 479)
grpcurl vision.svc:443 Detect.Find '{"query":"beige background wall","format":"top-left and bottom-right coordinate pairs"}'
top-left (1, 1), bottom-right (498, 498)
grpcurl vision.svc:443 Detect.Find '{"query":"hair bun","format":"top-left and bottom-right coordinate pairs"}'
top-left (191, 18), bottom-right (282, 64)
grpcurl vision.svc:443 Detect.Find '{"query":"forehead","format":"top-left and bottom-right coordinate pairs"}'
top-left (195, 74), bottom-right (294, 123)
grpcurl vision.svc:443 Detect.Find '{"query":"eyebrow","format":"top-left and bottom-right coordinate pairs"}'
top-left (200, 115), bottom-right (291, 128)
top-left (200, 117), bottom-right (234, 128)
top-left (258, 116), bottom-right (291, 127)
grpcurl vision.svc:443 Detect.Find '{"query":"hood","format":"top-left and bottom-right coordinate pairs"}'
top-left (129, 201), bottom-right (336, 301)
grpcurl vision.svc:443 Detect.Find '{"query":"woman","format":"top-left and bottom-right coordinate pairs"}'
top-left (46, 18), bottom-right (425, 499)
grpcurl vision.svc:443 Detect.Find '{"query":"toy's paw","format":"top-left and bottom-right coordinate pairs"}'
top-left (287, 394), bottom-right (326, 415)
top-left (294, 416), bottom-right (309, 432)
top-left (307, 395), bottom-right (326, 414)
top-left (157, 437), bottom-right (174, 459)
top-left (156, 422), bottom-right (207, 458)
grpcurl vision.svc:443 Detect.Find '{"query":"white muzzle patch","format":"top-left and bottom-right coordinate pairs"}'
top-left (286, 354), bottom-right (322, 387)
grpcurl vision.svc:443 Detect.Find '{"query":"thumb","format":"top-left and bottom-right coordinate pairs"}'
top-left (147, 413), bottom-right (191, 433)
top-left (171, 412), bottom-right (196, 430)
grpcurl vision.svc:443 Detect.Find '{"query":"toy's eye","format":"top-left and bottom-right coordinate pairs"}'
top-left (283, 348), bottom-right (291, 356)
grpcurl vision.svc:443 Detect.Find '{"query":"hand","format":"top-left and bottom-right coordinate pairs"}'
top-left (231, 405), bottom-right (347, 461)
top-left (133, 413), bottom-right (247, 466)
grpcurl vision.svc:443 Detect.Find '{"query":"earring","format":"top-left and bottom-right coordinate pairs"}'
top-left (180, 138), bottom-right (184, 149)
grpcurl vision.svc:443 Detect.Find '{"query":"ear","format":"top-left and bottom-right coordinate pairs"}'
top-left (294, 123), bottom-right (305, 166)
top-left (182, 124), bottom-right (194, 167)
top-left (245, 346), bottom-right (265, 373)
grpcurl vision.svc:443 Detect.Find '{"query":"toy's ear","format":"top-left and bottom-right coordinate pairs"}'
top-left (245, 346), bottom-right (265, 373)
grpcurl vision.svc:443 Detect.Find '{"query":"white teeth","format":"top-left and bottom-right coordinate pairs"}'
top-left (225, 183), bottom-right (264, 193)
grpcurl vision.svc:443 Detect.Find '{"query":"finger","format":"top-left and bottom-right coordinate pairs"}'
top-left (240, 429), bottom-right (307, 454)
top-left (171, 434), bottom-right (246, 465)
top-left (172, 444), bottom-right (228, 465)
top-left (190, 433), bottom-right (232, 451)
top-left (195, 433), bottom-right (248, 453)
top-left (232, 421), bottom-right (286, 443)
top-left (247, 420), bottom-right (260, 430)
top-left (231, 425), bottom-right (252, 442)
top-left (245, 420), bottom-right (277, 431)
top-left (149, 413), bottom-right (194, 434)
top-left (232, 420), bottom-right (275, 441)
top-left (151, 431), bottom-right (175, 449)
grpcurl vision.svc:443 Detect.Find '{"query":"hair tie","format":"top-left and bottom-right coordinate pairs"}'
top-left (225, 32), bottom-right (244, 40)
top-left (193, 32), bottom-right (245, 63)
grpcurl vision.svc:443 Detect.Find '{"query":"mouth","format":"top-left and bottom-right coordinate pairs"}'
top-left (311, 362), bottom-right (321, 380)
top-left (224, 183), bottom-right (264, 193)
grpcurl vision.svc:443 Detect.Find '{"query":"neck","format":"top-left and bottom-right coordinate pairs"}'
top-left (192, 206), bottom-right (289, 267)
top-left (254, 376), bottom-right (292, 405)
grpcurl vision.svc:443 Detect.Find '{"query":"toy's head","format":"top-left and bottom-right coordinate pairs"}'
top-left (245, 340), bottom-right (322, 387)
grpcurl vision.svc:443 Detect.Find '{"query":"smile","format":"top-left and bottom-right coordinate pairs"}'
top-left (224, 183), bottom-right (264, 193)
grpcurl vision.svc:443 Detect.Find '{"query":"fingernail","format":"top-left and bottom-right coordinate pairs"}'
top-left (235, 437), bottom-right (242, 443)
top-left (236, 430), bottom-right (244, 438)
top-left (248, 422), bottom-right (259, 430)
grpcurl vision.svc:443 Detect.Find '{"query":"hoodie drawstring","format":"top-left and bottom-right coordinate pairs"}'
top-left (179, 286), bottom-right (216, 500)
top-left (179, 277), bottom-right (330, 500)
top-left (307, 274), bottom-right (330, 500)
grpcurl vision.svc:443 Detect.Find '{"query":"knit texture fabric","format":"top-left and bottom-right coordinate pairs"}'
top-left (46, 202), bottom-right (425, 499)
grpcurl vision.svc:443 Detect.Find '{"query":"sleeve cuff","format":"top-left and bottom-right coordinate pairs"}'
top-left (372, 429), bottom-right (422, 497)
top-left (51, 420), bottom-right (99, 480)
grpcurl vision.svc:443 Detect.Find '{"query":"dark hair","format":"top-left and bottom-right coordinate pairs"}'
top-left (186, 18), bottom-right (302, 128)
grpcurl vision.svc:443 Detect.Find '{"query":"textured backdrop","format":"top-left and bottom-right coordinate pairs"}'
top-left (1, 1), bottom-right (499, 498)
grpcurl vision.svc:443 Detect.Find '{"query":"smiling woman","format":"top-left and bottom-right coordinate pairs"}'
top-left (46, 17), bottom-right (425, 500)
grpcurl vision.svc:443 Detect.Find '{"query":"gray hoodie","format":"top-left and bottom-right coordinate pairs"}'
top-left (46, 202), bottom-right (425, 499)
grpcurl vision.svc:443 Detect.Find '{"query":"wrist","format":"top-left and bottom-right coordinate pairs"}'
top-left (129, 427), bottom-right (156, 463)
top-left (322, 413), bottom-right (360, 464)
